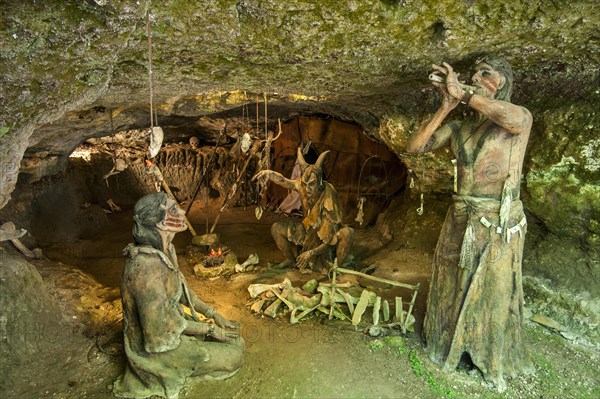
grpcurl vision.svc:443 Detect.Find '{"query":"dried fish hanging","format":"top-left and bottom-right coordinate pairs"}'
top-left (255, 123), bottom-right (282, 219)
top-left (240, 92), bottom-right (253, 208)
top-left (103, 158), bottom-right (128, 183)
top-left (355, 197), bottom-right (366, 225)
top-left (101, 109), bottom-right (128, 186)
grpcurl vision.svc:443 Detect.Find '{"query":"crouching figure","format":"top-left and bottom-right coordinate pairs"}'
top-left (253, 148), bottom-right (354, 273)
top-left (113, 192), bottom-right (243, 399)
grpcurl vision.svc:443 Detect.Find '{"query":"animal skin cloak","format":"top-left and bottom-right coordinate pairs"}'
top-left (301, 182), bottom-right (343, 246)
top-left (286, 181), bottom-right (343, 253)
top-left (423, 195), bottom-right (531, 388)
top-left (113, 244), bottom-right (240, 399)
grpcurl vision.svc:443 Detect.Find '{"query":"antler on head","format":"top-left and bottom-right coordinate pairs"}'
top-left (314, 150), bottom-right (330, 171)
top-left (297, 146), bottom-right (308, 170)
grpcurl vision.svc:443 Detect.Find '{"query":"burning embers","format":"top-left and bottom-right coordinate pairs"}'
top-left (190, 245), bottom-right (234, 278)
top-left (203, 247), bottom-right (226, 267)
top-left (209, 247), bottom-right (223, 257)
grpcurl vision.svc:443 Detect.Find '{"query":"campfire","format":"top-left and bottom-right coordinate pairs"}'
top-left (209, 247), bottom-right (223, 257)
top-left (189, 245), bottom-right (235, 278)
top-left (201, 247), bottom-right (227, 267)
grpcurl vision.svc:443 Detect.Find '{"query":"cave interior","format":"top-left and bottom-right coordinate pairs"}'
top-left (0, 1), bottom-right (599, 398)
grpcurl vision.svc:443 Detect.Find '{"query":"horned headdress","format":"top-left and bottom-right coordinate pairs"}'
top-left (297, 147), bottom-right (330, 188)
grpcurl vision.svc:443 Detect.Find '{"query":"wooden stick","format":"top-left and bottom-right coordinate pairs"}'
top-left (395, 297), bottom-right (403, 324)
top-left (328, 258), bottom-right (338, 320)
top-left (319, 281), bottom-right (354, 288)
top-left (352, 290), bottom-right (371, 326)
top-left (373, 296), bottom-right (381, 326)
top-left (382, 300), bottom-right (390, 322)
top-left (336, 267), bottom-right (419, 290)
top-left (403, 289), bottom-right (419, 333)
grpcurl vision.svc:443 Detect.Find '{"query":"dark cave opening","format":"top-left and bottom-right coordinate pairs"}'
top-left (1, 111), bottom-right (411, 294)
top-left (20, 112), bottom-right (409, 246)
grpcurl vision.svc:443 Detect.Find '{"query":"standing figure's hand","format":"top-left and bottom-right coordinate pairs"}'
top-left (431, 63), bottom-right (462, 109)
top-left (441, 62), bottom-right (463, 100)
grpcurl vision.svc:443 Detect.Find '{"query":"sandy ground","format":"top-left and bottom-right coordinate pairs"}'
top-left (2, 206), bottom-right (599, 399)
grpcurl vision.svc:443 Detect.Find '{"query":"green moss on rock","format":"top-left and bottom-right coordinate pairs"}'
top-left (525, 102), bottom-right (600, 249)
top-left (524, 276), bottom-right (600, 347)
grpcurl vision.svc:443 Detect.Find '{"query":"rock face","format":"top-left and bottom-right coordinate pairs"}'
top-left (526, 103), bottom-right (600, 250)
top-left (0, 1), bottom-right (598, 341)
top-left (0, 253), bottom-right (63, 366)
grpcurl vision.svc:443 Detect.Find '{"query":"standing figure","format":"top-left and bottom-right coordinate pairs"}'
top-left (113, 192), bottom-right (243, 399)
top-left (406, 57), bottom-right (532, 391)
top-left (253, 148), bottom-right (354, 273)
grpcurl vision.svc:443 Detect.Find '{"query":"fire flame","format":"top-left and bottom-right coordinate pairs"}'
top-left (209, 248), bottom-right (223, 257)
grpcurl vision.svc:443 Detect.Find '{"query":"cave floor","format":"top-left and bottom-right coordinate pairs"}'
top-left (3, 206), bottom-right (599, 399)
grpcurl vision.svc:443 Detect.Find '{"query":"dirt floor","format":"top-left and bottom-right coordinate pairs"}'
top-left (1, 205), bottom-right (599, 399)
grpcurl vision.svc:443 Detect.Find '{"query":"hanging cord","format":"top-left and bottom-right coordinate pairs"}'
top-left (264, 92), bottom-right (268, 137)
top-left (109, 107), bottom-right (115, 135)
top-left (242, 91), bottom-right (250, 129)
top-left (146, 8), bottom-right (155, 128)
top-left (255, 94), bottom-right (260, 135)
top-left (416, 193), bottom-right (424, 215)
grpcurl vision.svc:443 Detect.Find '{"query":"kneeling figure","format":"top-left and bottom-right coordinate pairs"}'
top-left (113, 192), bottom-right (243, 399)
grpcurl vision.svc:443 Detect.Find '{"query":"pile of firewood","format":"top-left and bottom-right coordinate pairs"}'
top-left (247, 269), bottom-right (418, 333)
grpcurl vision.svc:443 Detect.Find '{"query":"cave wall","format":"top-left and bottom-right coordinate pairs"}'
top-left (526, 102), bottom-right (600, 251)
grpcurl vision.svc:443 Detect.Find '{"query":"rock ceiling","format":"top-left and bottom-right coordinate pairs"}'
top-left (0, 0), bottom-right (599, 209)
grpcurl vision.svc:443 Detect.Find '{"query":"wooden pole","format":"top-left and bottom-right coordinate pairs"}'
top-left (328, 258), bottom-right (338, 320)
top-left (209, 140), bottom-right (261, 234)
top-left (336, 267), bottom-right (420, 291)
